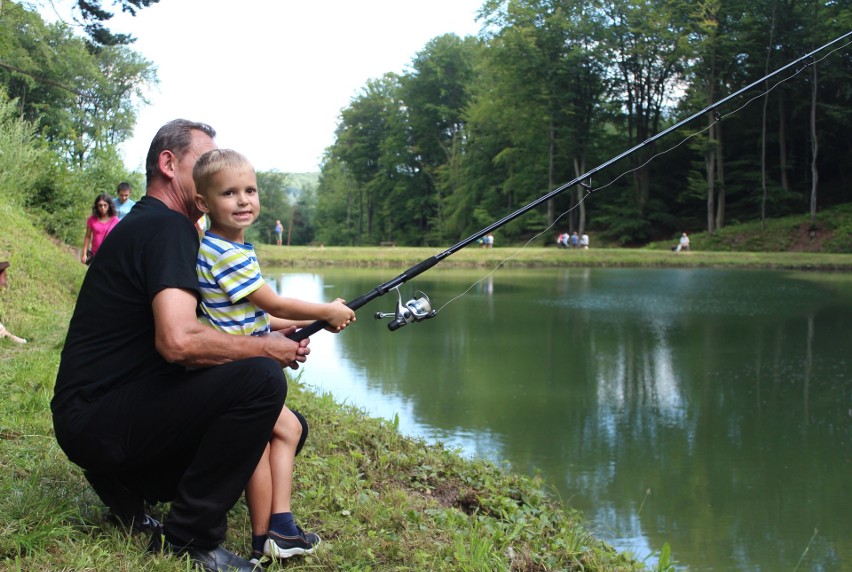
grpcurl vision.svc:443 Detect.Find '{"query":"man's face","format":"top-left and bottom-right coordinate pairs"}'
top-left (176, 130), bottom-right (217, 218)
top-left (118, 189), bottom-right (131, 203)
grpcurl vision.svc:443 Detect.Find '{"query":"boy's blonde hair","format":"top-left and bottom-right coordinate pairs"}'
top-left (193, 149), bottom-right (255, 195)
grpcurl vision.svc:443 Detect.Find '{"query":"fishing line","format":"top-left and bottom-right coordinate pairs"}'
top-left (289, 30), bottom-right (852, 341)
top-left (433, 34), bottom-right (852, 316)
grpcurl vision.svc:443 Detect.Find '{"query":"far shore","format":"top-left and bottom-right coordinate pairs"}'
top-left (255, 245), bottom-right (852, 272)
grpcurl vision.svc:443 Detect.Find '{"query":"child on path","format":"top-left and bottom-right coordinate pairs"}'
top-left (193, 149), bottom-right (355, 564)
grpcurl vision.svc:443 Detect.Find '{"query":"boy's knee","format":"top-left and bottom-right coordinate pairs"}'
top-left (272, 407), bottom-right (303, 443)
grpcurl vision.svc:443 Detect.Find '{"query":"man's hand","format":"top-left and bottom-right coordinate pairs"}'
top-left (268, 326), bottom-right (311, 369)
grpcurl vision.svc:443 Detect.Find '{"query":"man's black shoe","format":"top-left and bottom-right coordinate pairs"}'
top-left (148, 533), bottom-right (259, 572)
top-left (106, 511), bottom-right (163, 535)
top-left (84, 470), bottom-right (146, 527)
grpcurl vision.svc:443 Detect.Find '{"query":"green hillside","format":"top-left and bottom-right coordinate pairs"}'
top-left (646, 203), bottom-right (852, 253)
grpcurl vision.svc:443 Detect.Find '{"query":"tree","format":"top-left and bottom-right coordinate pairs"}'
top-left (479, 0), bottom-right (609, 234)
top-left (602, 0), bottom-right (692, 219)
top-left (330, 74), bottom-right (407, 245)
top-left (249, 170), bottom-right (292, 245)
top-left (34, 0), bottom-right (162, 45)
top-left (0, 3), bottom-right (156, 165)
top-left (400, 34), bottom-right (479, 245)
top-left (315, 155), bottom-right (359, 246)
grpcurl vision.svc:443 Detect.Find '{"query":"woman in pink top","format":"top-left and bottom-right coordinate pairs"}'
top-left (81, 193), bottom-right (119, 264)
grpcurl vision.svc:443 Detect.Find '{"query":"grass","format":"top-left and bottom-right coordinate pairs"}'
top-left (5, 200), bottom-right (850, 570)
top-left (256, 243), bottom-right (852, 272)
top-left (1, 206), bottom-right (654, 570)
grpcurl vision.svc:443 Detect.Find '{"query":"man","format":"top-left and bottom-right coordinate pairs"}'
top-left (113, 182), bottom-right (136, 219)
top-left (52, 119), bottom-right (310, 572)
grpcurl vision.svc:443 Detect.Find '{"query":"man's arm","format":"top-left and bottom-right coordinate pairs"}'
top-left (152, 288), bottom-right (309, 368)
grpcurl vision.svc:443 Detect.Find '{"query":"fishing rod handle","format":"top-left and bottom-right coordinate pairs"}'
top-left (285, 256), bottom-right (440, 342)
top-left (286, 290), bottom-right (377, 342)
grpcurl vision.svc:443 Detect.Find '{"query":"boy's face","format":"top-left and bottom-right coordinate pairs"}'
top-left (195, 168), bottom-right (260, 241)
top-left (118, 189), bottom-right (131, 203)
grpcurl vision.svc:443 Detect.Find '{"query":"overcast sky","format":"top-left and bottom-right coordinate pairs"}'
top-left (98, 0), bottom-right (484, 174)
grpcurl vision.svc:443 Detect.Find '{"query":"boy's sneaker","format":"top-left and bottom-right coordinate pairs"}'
top-left (248, 549), bottom-right (267, 569)
top-left (264, 526), bottom-right (321, 559)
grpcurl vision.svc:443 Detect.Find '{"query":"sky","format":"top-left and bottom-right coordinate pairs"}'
top-left (99, 0), bottom-right (485, 174)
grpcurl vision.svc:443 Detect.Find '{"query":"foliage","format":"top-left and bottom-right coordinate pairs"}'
top-left (0, 2), bottom-right (155, 244)
top-left (249, 170), bottom-right (292, 245)
top-left (316, 0), bottom-right (852, 247)
top-left (0, 89), bottom-right (48, 206)
top-left (41, 0), bottom-right (162, 46)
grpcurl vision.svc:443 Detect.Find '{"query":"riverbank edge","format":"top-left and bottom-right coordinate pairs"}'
top-left (1, 209), bottom-right (654, 570)
top-left (255, 244), bottom-right (852, 272)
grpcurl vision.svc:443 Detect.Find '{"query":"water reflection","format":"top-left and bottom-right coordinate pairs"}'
top-left (269, 267), bottom-right (852, 571)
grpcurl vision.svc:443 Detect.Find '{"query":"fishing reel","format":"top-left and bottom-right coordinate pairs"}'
top-left (374, 287), bottom-right (436, 331)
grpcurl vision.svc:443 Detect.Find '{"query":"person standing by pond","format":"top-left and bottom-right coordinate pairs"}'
top-left (81, 193), bottom-right (119, 265)
top-left (193, 148), bottom-right (355, 564)
top-left (274, 219), bottom-right (284, 246)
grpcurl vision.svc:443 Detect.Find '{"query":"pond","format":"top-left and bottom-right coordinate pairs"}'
top-left (268, 266), bottom-right (851, 571)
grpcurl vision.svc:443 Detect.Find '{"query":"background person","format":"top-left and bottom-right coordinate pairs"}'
top-left (113, 182), bottom-right (136, 220)
top-left (676, 232), bottom-right (690, 252)
top-left (81, 193), bottom-right (119, 265)
top-left (0, 260), bottom-right (27, 344)
top-left (52, 119), bottom-right (310, 572)
top-left (274, 219), bottom-right (284, 246)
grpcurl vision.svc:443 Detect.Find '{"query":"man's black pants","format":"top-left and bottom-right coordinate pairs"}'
top-left (57, 357), bottom-right (286, 548)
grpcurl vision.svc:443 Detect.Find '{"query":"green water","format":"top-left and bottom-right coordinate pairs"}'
top-left (269, 267), bottom-right (852, 571)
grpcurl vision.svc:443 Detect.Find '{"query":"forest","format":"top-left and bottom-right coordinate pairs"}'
top-left (2, 0), bottom-right (851, 248)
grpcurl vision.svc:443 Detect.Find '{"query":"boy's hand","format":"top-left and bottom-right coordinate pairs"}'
top-left (324, 299), bottom-right (356, 332)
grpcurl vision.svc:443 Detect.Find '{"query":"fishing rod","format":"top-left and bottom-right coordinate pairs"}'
top-left (288, 29), bottom-right (852, 343)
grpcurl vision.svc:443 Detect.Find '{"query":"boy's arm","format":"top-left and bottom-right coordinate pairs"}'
top-left (269, 316), bottom-right (311, 330)
top-left (246, 283), bottom-right (355, 329)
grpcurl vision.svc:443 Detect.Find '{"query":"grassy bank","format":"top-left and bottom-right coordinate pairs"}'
top-left (256, 243), bottom-right (852, 272)
top-left (1, 211), bottom-right (655, 569)
top-left (256, 203), bottom-right (852, 271)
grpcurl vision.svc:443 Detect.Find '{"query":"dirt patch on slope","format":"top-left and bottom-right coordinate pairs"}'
top-left (788, 222), bottom-right (833, 252)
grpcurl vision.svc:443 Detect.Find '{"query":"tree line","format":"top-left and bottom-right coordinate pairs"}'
top-left (313, 0), bottom-right (852, 247)
top-left (2, 1), bottom-right (851, 248)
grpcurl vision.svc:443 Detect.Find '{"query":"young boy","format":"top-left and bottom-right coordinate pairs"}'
top-left (193, 149), bottom-right (355, 563)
